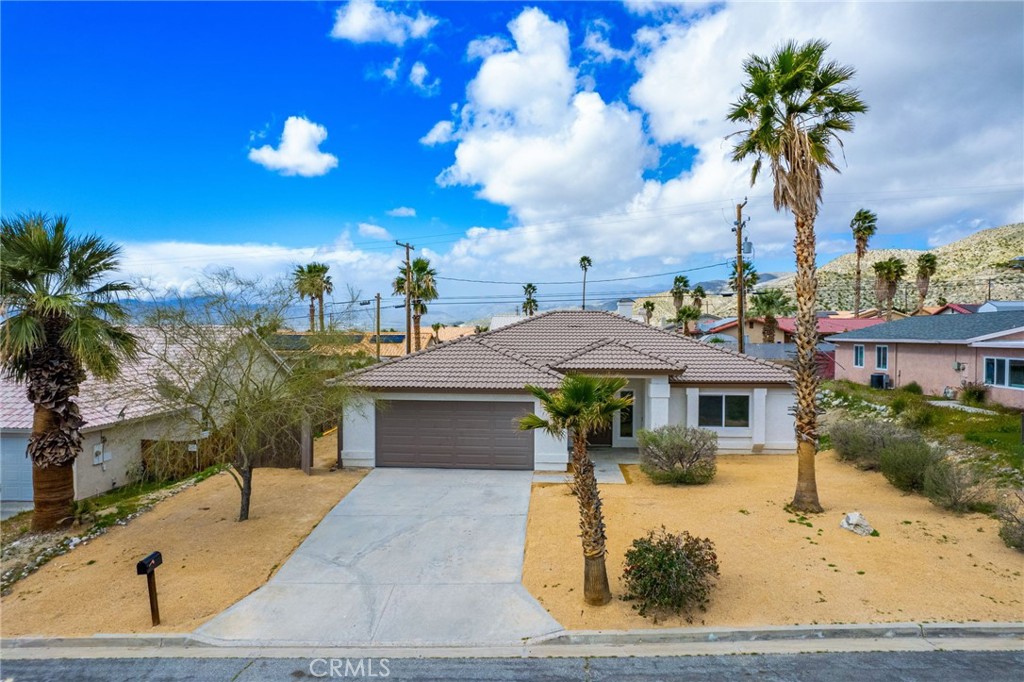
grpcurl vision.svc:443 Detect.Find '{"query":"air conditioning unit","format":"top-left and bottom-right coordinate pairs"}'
top-left (953, 361), bottom-right (966, 372)
top-left (870, 373), bottom-right (891, 389)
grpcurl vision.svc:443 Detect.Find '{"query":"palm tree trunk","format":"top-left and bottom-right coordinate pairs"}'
top-left (582, 272), bottom-right (587, 311)
top-left (763, 316), bottom-right (776, 344)
top-left (791, 213), bottom-right (823, 513)
top-left (853, 255), bottom-right (862, 317)
top-left (916, 277), bottom-right (928, 312)
top-left (413, 314), bottom-right (422, 352)
top-left (318, 294), bottom-right (326, 332)
top-left (308, 300), bottom-right (315, 332)
top-left (31, 460), bottom-right (74, 531)
top-left (571, 435), bottom-right (611, 605)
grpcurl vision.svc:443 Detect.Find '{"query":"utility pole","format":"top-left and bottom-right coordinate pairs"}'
top-left (733, 199), bottom-right (748, 354)
top-left (396, 241), bottom-right (415, 354)
top-left (375, 293), bottom-right (381, 361)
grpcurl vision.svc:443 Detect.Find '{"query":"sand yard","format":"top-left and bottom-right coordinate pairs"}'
top-left (523, 451), bottom-right (1024, 630)
top-left (1, 432), bottom-right (367, 637)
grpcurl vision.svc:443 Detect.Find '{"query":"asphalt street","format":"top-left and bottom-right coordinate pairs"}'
top-left (2, 651), bottom-right (1022, 682)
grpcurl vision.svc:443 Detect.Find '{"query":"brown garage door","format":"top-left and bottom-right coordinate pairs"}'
top-left (376, 400), bottom-right (534, 470)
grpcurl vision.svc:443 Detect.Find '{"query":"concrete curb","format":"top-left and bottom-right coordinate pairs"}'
top-left (2, 623), bottom-right (1021, 651)
top-left (532, 622), bottom-right (1024, 646)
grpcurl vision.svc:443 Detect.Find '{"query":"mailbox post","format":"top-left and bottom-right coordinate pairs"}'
top-left (136, 551), bottom-right (163, 626)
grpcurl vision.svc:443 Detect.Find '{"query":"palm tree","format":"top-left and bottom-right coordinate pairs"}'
top-left (729, 258), bottom-right (759, 294)
top-left (305, 262), bottom-right (333, 331)
top-left (728, 38), bottom-right (867, 513)
top-left (642, 300), bottom-right (656, 325)
top-left (292, 265), bottom-right (317, 332)
top-left (750, 288), bottom-right (796, 343)
top-left (523, 283), bottom-right (539, 316)
top-left (915, 253), bottom-right (939, 311)
top-left (1, 214), bottom-right (140, 531)
top-left (579, 256), bottom-right (592, 310)
top-left (849, 208), bottom-right (877, 317)
top-left (393, 257), bottom-right (438, 351)
top-left (873, 257), bottom-right (907, 320)
top-left (691, 285), bottom-right (706, 313)
top-left (670, 275), bottom-right (690, 313)
top-left (674, 305), bottom-right (701, 335)
top-left (519, 374), bottom-right (632, 606)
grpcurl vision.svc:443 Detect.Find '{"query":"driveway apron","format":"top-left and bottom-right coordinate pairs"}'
top-left (195, 469), bottom-right (563, 647)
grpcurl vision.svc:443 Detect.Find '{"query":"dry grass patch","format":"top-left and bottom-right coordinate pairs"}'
top-left (523, 451), bottom-right (1023, 630)
top-left (1, 432), bottom-right (367, 636)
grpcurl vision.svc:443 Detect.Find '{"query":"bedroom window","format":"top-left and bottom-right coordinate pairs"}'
top-left (853, 345), bottom-right (865, 368)
top-left (698, 395), bottom-right (750, 428)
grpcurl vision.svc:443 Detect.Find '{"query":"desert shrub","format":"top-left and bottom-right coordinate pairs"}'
top-left (997, 491), bottom-right (1024, 551)
top-left (881, 439), bottom-right (941, 492)
top-left (901, 405), bottom-right (938, 429)
top-left (827, 419), bottom-right (918, 471)
top-left (924, 456), bottom-right (990, 512)
top-left (638, 425), bottom-right (718, 485)
top-left (901, 382), bottom-right (923, 395)
top-left (960, 382), bottom-right (987, 406)
top-left (621, 527), bottom-right (720, 621)
top-left (889, 395), bottom-right (909, 415)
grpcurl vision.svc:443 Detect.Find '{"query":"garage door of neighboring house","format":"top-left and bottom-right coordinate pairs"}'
top-left (1, 435), bottom-right (33, 502)
top-left (376, 400), bottom-right (534, 470)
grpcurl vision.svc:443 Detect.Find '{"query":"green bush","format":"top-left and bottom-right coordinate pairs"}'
top-left (960, 382), bottom-right (987, 406)
top-left (924, 456), bottom-right (989, 512)
top-left (997, 491), bottom-right (1024, 551)
top-left (901, 405), bottom-right (938, 429)
top-left (827, 419), bottom-right (917, 471)
top-left (621, 527), bottom-right (720, 622)
top-left (889, 395), bottom-right (909, 415)
top-left (881, 439), bottom-right (941, 492)
top-left (638, 425), bottom-right (718, 485)
top-left (901, 382), bottom-right (923, 395)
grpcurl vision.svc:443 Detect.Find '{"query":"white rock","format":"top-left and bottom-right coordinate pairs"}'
top-left (840, 511), bottom-right (875, 537)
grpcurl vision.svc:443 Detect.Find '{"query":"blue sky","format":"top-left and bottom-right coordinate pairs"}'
top-left (3, 1), bottom-right (1022, 327)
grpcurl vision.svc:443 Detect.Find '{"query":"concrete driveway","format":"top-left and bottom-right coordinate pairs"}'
top-left (195, 469), bottom-right (562, 647)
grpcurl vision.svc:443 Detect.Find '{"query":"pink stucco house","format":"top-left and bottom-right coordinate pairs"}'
top-left (829, 311), bottom-right (1024, 409)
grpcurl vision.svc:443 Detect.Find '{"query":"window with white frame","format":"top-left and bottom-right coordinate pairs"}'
top-left (984, 357), bottom-right (1024, 390)
top-left (875, 345), bottom-right (888, 370)
top-left (697, 395), bottom-right (750, 428)
top-left (853, 345), bottom-right (865, 368)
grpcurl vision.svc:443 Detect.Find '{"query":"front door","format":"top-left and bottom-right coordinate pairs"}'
top-left (617, 389), bottom-right (635, 442)
top-left (588, 424), bottom-right (612, 447)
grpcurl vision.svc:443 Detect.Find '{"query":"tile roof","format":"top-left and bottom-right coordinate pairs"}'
top-left (346, 310), bottom-right (793, 390)
top-left (829, 310), bottom-right (1024, 343)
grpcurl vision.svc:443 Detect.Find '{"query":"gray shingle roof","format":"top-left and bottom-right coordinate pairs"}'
top-left (347, 310), bottom-right (792, 390)
top-left (829, 310), bottom-right (1024, 343)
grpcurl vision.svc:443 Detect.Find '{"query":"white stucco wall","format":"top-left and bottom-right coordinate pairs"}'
top-left (341, 392), bottom-right (570, 471)
top-left (666, 384), bottom-right (797, 454)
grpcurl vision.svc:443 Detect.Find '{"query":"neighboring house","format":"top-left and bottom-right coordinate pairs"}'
top-left (978, 300), bottom-right (1024, 313)
top-left (340, 310), bottom-right (797, 472)
top-left (829, 308), bottom-right (911, 320)
top-left (830, 311), bottom-right (1024, 408)
top-left (271, 330), bottom-right (409, 361)
top-left (707, 316), bottom-right (885, 344)
top-left (427, 326), bottom-right (477, 346)
top-left (912, 303), bottom-right (978, 316)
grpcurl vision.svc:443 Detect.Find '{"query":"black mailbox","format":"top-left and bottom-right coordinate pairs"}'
top-left (136, 551), bottom-right (163, 575)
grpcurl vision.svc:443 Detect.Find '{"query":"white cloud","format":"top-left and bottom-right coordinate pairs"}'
top-left (357, 222), bottom-right (392, 240)
top-left (466, 35), bottom-right (511, 60)
top-left (247, 116), bottom-right (338, 177)
top-left (330, 0), bottom-right (438, 46)
top-left (386, 207), bottom-right (417, 217)
top-left (420, 120), bottom-right (453, 146)
top-left (582, 20), bottom-right (631, 63)
top-left (409, 61), bottom-right (440, 96)
top-left (381, 56), bottom-right (401, 82)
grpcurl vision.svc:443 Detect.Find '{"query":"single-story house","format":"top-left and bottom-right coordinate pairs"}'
top-left (978, 300), bottom-right (1024, 313)
top-left (339, 310), bottom-right (797, 472)
top-left (707, 316), bottom-right (885, 345)
top-left (912, 303), bottom-right (978, 316)
top-left (830, 310), bottom-right (1024, 408)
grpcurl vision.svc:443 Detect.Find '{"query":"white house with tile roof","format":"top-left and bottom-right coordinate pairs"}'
top-left (339, 310), bottom-right (797, 472)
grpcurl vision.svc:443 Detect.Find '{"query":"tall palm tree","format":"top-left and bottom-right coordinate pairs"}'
top-left (393, 257), bottom-right (438, 351)
top-left (1, 214), bottom-right (140, 531)
top-left (523, 283), bottom-right (539, 316)
top-left (849, 208), bottom-right (877, 317)
top-left (670, 275), bottom-right (690, 313)
top-left (674, 305), bottom-right (701, 335)
top-left (691, 285), bottom-right (706, 313)
top-left (642, 299), bottom-right (656, 325)
top-left (519, 374), bottom-right (632, 606)
top-left (305, 262), bottom-right (333, 331)
top-left (729, 259), bottom-right (759, 294)
top-left (873, 257), bottom-right (907, 320)
top-left (750, 288), bottom-right (796, 343)
top-left (728, 38), bottom-right (867, 513)
top-left (915, 252), bottom-right (939, 311)
top-left (579, 256), bottom-right (592, 310)
top-left (292, 265), bottom-right (317, 332)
